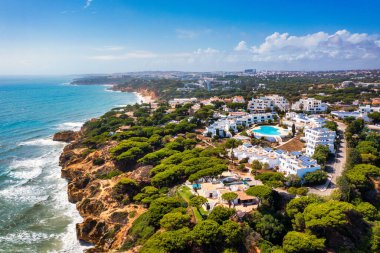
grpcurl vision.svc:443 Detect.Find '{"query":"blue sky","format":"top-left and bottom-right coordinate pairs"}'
top-left (0, 0), bottom-right (380, 74)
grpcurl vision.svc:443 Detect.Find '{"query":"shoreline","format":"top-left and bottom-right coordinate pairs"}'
top-left (56, 84), bottom-right (153, 251)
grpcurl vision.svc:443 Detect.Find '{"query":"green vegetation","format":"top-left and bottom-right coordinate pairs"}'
top-left (282, 231), bottom-right (325, 253)
top-left (303, 170), bottom-right (328, 186)
top-left (256, 172), bottom-right (286, 188)
top-left (74, 86), bottom-right (380, 253)
top-left (312, 145), bottom-right (330, 168)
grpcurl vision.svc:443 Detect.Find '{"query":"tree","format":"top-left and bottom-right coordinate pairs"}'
top-left (292, 123), bottom-right (296, 137)
top-left (255, 214), bottom-right (286, 244)
top-left (303, 170), bottom-right (328, 186)
top-left (303, 200), bottom-right (355, 231)
top-left (220, 220), bottom-right (243, 246)
top-left (345, 148), bottom-right (362, 170)
top-left (159, 212), bottom-right (191, 230)
top-left (345, 164), bottom-right (380, 190)
top-left (355, 202), bottom-right (378, 221)
top-left (282, 231), bottom-right (325, 253)
top-left (251, 160), bottom-right (263, 171)
top-left (246, 185), bottom-right (273, 207)
top-left (312, 145), bottom-right (330, 167)
top-left (113, 177), bottom-right (139, 201)
top-left (371, 221), bottom-right (380, 252)
top-left (286, 174), bottom-right (301, 187)
top-left (189, 195), bottom-right (207, 214)
top-left (368, 112), bottom-right (380, 124)
top-left (221, 192), bottom-right (238, 208)
top-left (148, 197), bottom-right (182, 227)
top-left (140, 227), bottom-right (191, 253)
top-left (225, 139), bottom-right (243, 162)
top-left (286, 195), bottom-right (324, 219)
top-left (256, 172), bottom-right (286, 188)
top-left (208, 206), bottom-right (236, 224)
top-left (191, 220), bottom-right (221, 246)
top-left (325, 121), bottom-right (338, 132)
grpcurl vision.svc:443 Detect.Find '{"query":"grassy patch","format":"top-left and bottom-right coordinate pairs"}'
top-left (177, 186), bottom-right (207, 223)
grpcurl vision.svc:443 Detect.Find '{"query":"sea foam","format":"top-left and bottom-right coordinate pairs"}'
top-left (56, 122), bottom-right (83, 131)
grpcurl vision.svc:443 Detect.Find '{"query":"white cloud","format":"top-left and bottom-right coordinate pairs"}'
top-left (250, 30), bottom-right (380, 62)
top-left (84, 0), bottom-right (93, 8)
top-left (234, 41), bottom-right (248, 51)
top-left (87, 30), bottom-right (380, 71)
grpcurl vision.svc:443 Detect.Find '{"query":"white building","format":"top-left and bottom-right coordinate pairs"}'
top-left (358, 105), bottom-right (380, 114)
top-left (232, 112), bottom-right (277, 127)
top-left (304, 127), bottom-right (336, 156)
top-left (279, 151), bottom-right (321, 178)
top-left (284, 112), bottom-right (326, 129)
top-left (204, 119), bottom-right (238, 138)
top-left (247, 97), bottom-right (275, 113)
top-left (264, 95), bottom-right (290, 111)
top-left (248, 95), bottom-right (289, 112)
top-left (331, 105), bottom-right (380, 122)
top-left (291, 98), bottom-right (328, 113)
top-left (232, 144), bottom-right (284, 169)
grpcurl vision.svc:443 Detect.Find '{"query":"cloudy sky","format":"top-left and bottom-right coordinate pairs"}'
top-left (0, 0), bottom-right (380, 74)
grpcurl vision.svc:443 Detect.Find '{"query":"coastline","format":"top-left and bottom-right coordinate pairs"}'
top-left (56, 85), bottom-right (153, 252)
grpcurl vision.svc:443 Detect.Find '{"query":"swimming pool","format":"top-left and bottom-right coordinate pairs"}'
top-left (252, 126), bottom-right (282, 136)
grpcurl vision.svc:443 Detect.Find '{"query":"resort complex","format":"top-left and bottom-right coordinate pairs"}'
top-left (56, 71), bottom-right (380, 253)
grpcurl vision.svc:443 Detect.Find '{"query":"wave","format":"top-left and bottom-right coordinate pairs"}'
top-left (56, 122), bottom-right (83, 131)
top-left (8, 153), bottom-right (56, 181)
top-left (0, 231), bottom-right (57, 245)
top-left (19, 138), bottom-right (61, 147)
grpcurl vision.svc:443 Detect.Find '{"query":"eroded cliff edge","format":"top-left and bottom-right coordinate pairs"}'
top-left (57, 128), bottom-right (149, 252)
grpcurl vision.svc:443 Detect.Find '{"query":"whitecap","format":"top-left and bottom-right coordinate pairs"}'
top-left (0, 231), bottom-right (56, 244)
top-left (19, 138), bottom-right (61, 147)
top-left (56, 122), bottom-right (83, 131)
top-left (8, 157), bottom-right (45, 180)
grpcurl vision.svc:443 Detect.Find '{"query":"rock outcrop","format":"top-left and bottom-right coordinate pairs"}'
top-left (59, 129), bottom-right (146, 252)
top-left (53, 130), bottom-right (78, 142)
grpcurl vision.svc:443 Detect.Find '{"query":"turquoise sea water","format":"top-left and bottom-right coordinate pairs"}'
top-left (0, 77), bottom-right (140, 253)
top-left (252, 126), bottom-right (281, 136)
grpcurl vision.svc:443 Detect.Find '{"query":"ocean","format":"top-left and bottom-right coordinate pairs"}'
top-left (0, 77), bottom-right (140, 253)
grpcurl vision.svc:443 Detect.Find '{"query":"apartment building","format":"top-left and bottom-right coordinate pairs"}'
top-left (291, 98), bottom-right (328, 113)
top-left (279, 151), bottom-right (321, 178)
top-left (304, 127), bottom-right (336, 156)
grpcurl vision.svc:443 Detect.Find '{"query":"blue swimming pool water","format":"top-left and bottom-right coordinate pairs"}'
top-left (252, 126), bottom-right (281, 136)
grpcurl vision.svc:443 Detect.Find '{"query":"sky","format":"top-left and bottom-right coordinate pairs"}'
top-left (0, 0), bottom-right (380, 74)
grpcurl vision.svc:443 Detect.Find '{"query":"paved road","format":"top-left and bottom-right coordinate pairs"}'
top-left (328, 121), bottom-right (347, 184)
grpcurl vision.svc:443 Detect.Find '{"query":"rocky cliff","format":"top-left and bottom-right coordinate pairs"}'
top-left (59, 130), bottom-right (148, 252)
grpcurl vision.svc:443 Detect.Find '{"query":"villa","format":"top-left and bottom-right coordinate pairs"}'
top-left (284, 112), bottom-right (326, 129)
top-left (279, 151), bottom-right (321, 178)
top-left (291, 98), bottom-right (328, 113)
top-left (331, 105), bottom-right (380, 122)
top-left (203, 119), bottom-right (238, 138)
top-left (232, 144), bottom-right (284, 168)
top-left (304, 127), bottom-right (336, 156)
top-left (204, 112), bottom-right (277, 138)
